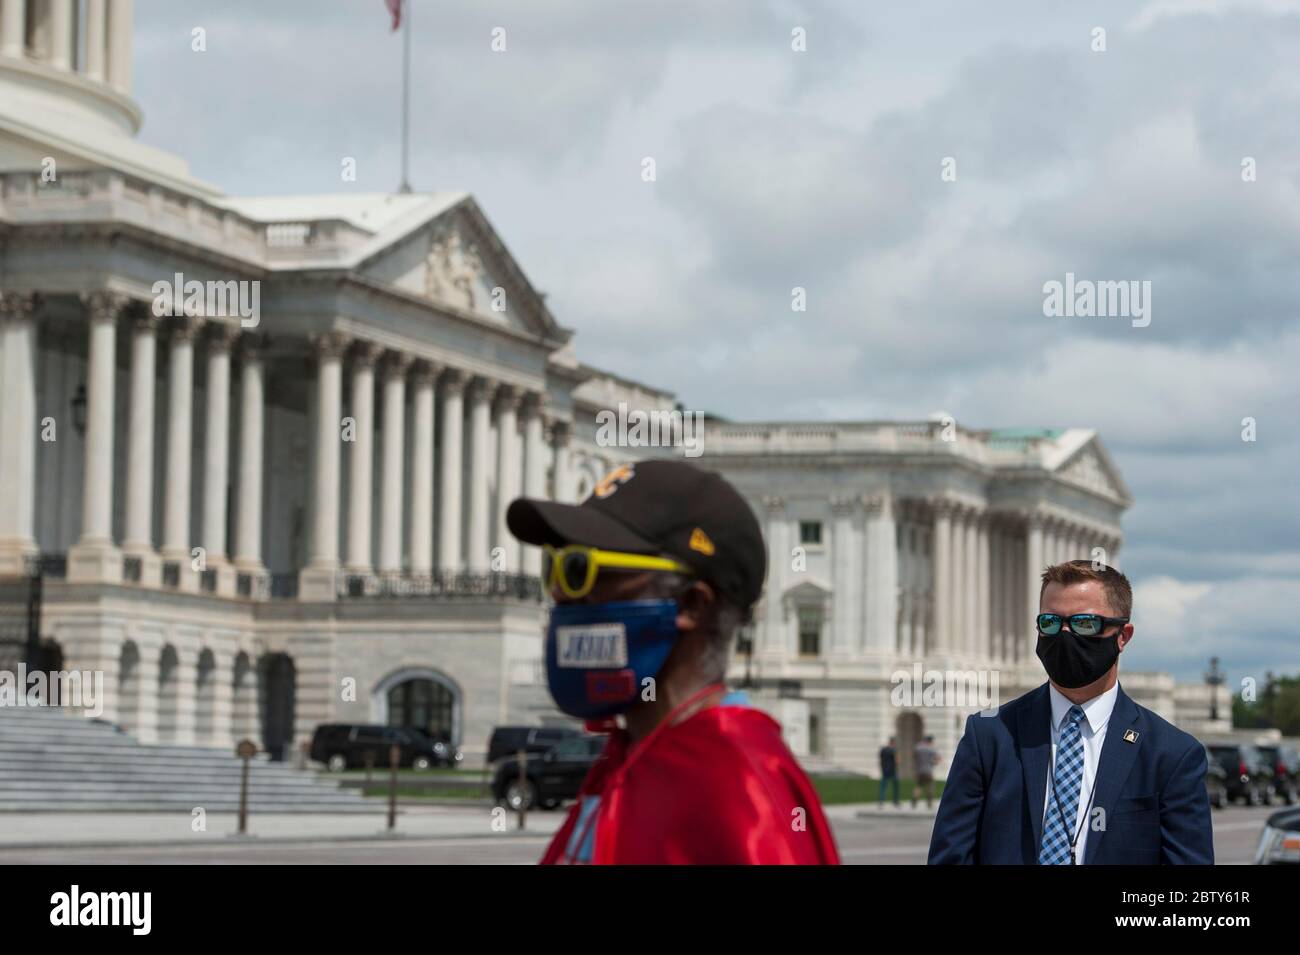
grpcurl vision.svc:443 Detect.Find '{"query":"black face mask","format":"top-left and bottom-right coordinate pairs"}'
top-left (1036, 629), bottom-right (1121, 689)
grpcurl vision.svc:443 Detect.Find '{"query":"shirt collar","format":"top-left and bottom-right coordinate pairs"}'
top-left (1048, 682), bottom-right (1119, 736)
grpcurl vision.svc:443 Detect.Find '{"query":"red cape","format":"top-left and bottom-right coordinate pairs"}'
top-left (541, 704), bottom-right (840, 865)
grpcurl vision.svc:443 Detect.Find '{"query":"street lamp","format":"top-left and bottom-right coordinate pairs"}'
top-left (1204, 657), bottom-right (1225, 722)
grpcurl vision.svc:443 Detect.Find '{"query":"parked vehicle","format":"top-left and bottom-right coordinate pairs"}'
top-left (310, 723), bottom-right (463, 772)
top-left (486, 725), bottom-right (581, 765)
top-left (1258, 744), bottom-right (1300, 805)
top-left (1254, 806), bottom-right (1300, 864)
top-left (1207, 743), bottom-right (1273, 806)
top-left (492, 734), bottom-right (607, 811)
top-left (1203, 745), bottom-right (1229, 809)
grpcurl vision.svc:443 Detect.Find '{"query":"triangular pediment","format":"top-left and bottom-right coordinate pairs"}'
top-left (357, 197), bottom-right (562, 341)
top-left (1051, 434), bottom-right (1132, 505)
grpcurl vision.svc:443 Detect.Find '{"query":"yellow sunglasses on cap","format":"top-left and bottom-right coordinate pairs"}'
top-left (543, 544), bottom-right (693, 599)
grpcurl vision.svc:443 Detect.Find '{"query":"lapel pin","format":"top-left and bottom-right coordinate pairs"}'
top-left (1123, 729), bottom-right (1139, 744)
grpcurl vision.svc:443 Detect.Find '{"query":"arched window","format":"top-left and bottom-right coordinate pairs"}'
top-left (372, 668), bottom-right (461, 746)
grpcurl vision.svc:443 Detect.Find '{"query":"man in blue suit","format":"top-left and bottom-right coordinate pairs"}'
top-left (928, 559), bottom-right (1213, 865)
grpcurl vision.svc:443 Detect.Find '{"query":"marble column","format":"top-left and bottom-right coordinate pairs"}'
top-left (379, 352), bottom-right (411, 574)
top-left (0, 292), bottom-right (39, 574)
top-left (201, 323), bottom-right (237, 594)
top-left (552, 419), bottom-right (573, 504)
top-left (68, 291), bottom-right (127, 582)
top-left (161, 318), bottom-right (199, 588)
top-left (85, 0), bottom-right (107, 80)
top-left (977, 513), bottom-right (991, 659)
top-left (437, 368), bottom-right (467, 571)
top-left (466, 376), bottom-right (493, 572)
top-left (931, 499), bottom-right (953, 654)
top-left (0, 0), bottom-right (25, 59)
top-left (122, 310), bottom-right (161, 584)
top-left (494, 385), bottom-right (522, 572)
top-left (233, 335), bottom-right (265, 576)
top-left (301, 331), bottom-right (347, 599)
top-left (1026, 514), bottom-right (1045, 648)
top-left (408, 362), bottom-right (437, 575)
top-left (520, 393), bottom-right (547, 576)
top-left (829, 495), bottom-right (856, 658)
top-left (345, 342), bottom-right (379, 574)
top-left (761, 495), bottom-right (787, 661)
top-left (865, 493), bottom-right (898, 654)
top-left (49, 0), bottom-right (71, 70)
top-left (106, 0), bottom-right (132, 94)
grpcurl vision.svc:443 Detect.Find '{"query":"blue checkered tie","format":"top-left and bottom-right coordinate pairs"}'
top-left (1040, 704), bottom-right (1086, 865)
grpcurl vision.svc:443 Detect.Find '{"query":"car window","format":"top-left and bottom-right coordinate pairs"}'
top-left (549, 738), bottom-right (588, 758)
top-left (533, 729), bottom-right (569, 743)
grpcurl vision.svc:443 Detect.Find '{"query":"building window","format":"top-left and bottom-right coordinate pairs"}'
top-left (798, 605), bottom-right (822, 657)
top-left (799, 521), bottom-right (823, 547)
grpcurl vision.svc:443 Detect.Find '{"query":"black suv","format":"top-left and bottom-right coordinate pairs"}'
top-left (311, 724), bottom-right (463, 772)
top-left (1259, 744), bottom-right (1300, 805)
top-left (486, 725), bottom-right (581, 765)
top-left (492, 735), bottom-right (607, 811)
top-left (1208, 743), bottom-right (1273, 806)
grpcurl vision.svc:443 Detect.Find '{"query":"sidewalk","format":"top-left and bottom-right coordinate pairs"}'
top-left (0, 804), bottom-right (565, 850)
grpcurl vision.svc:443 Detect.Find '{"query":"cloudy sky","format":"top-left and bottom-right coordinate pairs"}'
top-left (133, 0), bottom-right (1299, 683)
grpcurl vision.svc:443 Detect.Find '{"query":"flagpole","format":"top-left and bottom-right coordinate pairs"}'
top-left (398, 0), bottom-right (412, 193)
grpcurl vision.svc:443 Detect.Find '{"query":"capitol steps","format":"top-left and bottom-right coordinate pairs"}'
top-left (0, 705), bottom-right (376, 813)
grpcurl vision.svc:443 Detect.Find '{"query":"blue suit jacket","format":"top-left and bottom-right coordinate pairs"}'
top-left (927, 682), bottom-right (1214, 864)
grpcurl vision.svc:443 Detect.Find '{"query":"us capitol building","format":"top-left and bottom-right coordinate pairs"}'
top-left (0, 1), bottom-right (1225, 775)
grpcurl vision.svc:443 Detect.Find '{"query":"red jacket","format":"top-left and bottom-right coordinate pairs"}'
top-left (541, 703), bottom-right (840, 865)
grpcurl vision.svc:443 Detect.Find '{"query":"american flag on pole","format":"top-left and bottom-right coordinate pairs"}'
top-left (385, 0), bottom-right (402, 32)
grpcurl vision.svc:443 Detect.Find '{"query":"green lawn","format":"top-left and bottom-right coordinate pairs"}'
top-left (810, 775), bottom-right (945, 806)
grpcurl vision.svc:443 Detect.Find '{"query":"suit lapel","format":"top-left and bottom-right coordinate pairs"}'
top-left (1084, 684), bottom-right (1144, 865)
top-left (1019, 683), bottom-right (1053, 853)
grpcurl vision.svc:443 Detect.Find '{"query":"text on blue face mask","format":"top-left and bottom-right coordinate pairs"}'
top-left (555, 623), bottom-right (628, 668)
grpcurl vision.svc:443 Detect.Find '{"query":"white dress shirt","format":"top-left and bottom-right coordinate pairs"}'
top-left (1041, 682), bottom-right (1118, 864)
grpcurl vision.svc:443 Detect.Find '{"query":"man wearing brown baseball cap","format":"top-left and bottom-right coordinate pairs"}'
top-left (507, 459), bottom-right (840, 865)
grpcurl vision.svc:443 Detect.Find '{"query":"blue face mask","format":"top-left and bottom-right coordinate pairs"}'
top-left (545, 599), bottom-right (679, 719)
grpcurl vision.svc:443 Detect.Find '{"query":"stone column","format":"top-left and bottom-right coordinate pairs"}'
top-left (122, 310), bottom-right (161, 584)
top-left (964, 508), bottom-right (980, 656)
top-left (760, 495), bottom-right (787, 662)
top-left (466, 376), bottom-right (493, 572)
top-left (829, 495), bottom-right (857, 659)
top-left (85, 0), bottom-right (107, 80)
top-left (520, 392), bottom-right (547, 576)
top-left (1003, 525), bottom-right (1018, 661)
top-left (233, 335), bottom-right (265, 576)
top-left (201, 323), bottom-right (237, 594)
top-left (552, 419), bottom-right (573, 504)
top-left (379, 352), bottom-right (411, 574)
top-left (931, 499), bottom-right (953, 654)
top-left (49, 0), bottom-right (71, 70)
top-left (300, 332), bottom-right (347, 599)
top-left (494, 385), bottom-right (522, 572)
top-left (106, 0), bottom-right (132, 94)
top-left (437, 368), bottom-right (467, 570)
top-left (161, 318), bottom-right (199, 588)
top-left (0, 0), bottom-right (26, 59)
top-left (69, 291), bottom-right (126, 583)
top-left (0, 292), bottom-right (39, 575)
top-left (408, 362), bottom-right (437, 575)
top-left (977, 513), bottom-right (991, 660)
top-left (865, 493), bottom-right (898, 654)
top-left (1025, 513), bottom-right (1045, 650)
top-left (345, 342), bottom-right (379, 574)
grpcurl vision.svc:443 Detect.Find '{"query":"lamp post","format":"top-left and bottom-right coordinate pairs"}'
top-left (1204, 657), bottom-right (1225, 722)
